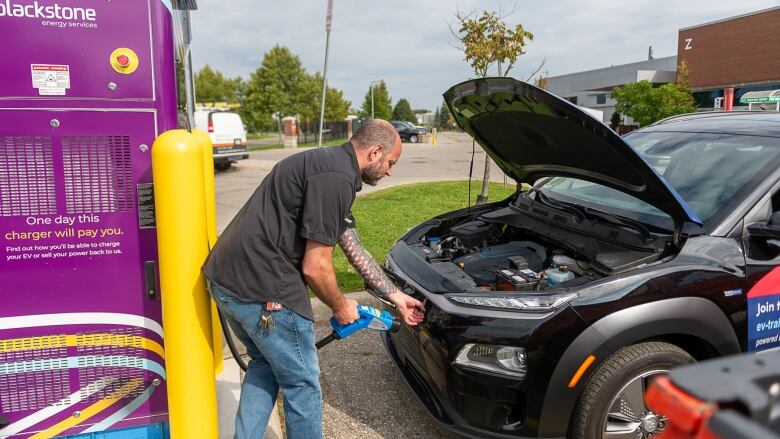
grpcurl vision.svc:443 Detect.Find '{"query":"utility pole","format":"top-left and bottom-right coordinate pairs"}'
top-left (317, 0), bottom-right (334, 147)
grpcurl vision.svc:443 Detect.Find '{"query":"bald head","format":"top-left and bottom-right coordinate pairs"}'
top-left (350, 119), bottom-right (400, 153)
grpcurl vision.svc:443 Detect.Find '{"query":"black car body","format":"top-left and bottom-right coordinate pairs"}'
top-left (379, 78), bottom-right (780, 438)
top-left (391, 120), bottom-right (426, 143)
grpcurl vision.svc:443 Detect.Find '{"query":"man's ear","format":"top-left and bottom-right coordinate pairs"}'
top-left (369, 145), bottom-right (383, 161)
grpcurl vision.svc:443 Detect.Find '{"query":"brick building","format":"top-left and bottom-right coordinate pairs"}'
top-left (677, 6), bottom-right (780, 109)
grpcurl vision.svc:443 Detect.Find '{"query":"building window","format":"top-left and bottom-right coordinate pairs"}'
top-left (565, 96), bottom-right (578, 105)
top-left (596, 94), bottom-right (607, 105)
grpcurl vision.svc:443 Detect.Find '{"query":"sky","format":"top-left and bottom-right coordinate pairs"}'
top-left (190, 0), bottom-right (778, 112)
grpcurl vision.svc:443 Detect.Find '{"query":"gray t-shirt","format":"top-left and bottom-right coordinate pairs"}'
top-left (204, 142), bottom-right (361, 320)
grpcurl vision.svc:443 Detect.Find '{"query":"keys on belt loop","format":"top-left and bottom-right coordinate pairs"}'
top-left (259, 301), bottom-right (282, 334)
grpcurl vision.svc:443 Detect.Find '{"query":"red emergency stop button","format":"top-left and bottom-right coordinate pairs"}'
top-left (110, 48), bottom-right (139, 74)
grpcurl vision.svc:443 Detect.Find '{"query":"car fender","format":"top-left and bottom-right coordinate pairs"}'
top-left (536, 297), bottom-right (741, 437)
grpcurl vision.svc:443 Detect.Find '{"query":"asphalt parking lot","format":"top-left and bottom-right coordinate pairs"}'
top-left (316, 321), bottom-right (452, 438)
top-left (214, 133), bottom-right (504, 438)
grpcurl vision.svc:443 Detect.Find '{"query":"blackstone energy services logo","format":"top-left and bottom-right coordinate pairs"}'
top-left (0, 0), bottom-right (98, 28)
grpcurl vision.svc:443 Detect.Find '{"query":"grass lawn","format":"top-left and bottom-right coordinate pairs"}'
top-left (247, 138), bottom-right (347, 152)
top-left (333, 180), bottom-right (518, 292)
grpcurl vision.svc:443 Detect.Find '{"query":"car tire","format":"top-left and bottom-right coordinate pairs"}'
top-left (409, 134), bottom-right (418, 143)
top-left (570, 342), bottom-right (694, 439)
top-left (215, 162), bottom-right (232, 172)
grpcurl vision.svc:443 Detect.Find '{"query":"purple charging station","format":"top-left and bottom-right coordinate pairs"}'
top-left (0, 1), bottom-right (182, 437)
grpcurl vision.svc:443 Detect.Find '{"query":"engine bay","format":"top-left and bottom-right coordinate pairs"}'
top-left (410, 218), bottom-right (601, 292)
top-left (400, 199), bottom-right (676, 293)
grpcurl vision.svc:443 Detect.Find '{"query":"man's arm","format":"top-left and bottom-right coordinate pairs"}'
top-left (302, 239), bottom-right (358, 325)
top-left (338, 227), bottom-right (399, 298)
top-left (339, 228), bottom-right (425, 325)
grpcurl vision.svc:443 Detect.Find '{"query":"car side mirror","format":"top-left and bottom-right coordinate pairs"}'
top-left (747, 212), bottom-right (780, 238)
top-left (769, 212), bottom-right (780, 229)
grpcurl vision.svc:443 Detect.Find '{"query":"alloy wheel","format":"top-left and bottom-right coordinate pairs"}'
top-left (602, 369), bottom-right (667, 438)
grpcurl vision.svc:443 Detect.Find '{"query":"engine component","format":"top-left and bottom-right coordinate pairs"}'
top-left (507, 255), bottom-right (529, 270)
top-left (453, 241), bottom-right (546, 285)
top-left (432, 261), bottom-right (478, 290)
top-left (449, 220), bottom-right (492, 248)
top-left (552, 254), bottom-right (589, 276)
top-left (546, 265), bottom-right (576, 286)
top-left (496, 269), bottom-right (529, 291)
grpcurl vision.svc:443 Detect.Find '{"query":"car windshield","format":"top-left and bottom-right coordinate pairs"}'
top-left (538, 130), bottom-right (780, 230)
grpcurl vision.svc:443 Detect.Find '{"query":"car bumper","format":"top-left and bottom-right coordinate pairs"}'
top-left (213, 152), bottom-right (249, 162)
top-left (379, 296), bottom-right (575, 439)
top-left (382, 329), bottom-right (554, 439)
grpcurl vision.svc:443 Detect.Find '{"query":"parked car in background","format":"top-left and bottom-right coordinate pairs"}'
top-left (379, 77), bottom-right (780, 438)
top-left (391, 120), bottom-right (426, 143)
top-left (194, 109), bottom-right (249, 171)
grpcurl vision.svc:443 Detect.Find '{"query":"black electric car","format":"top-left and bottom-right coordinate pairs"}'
top-left (378, 78), bottom-right (780, 438)
top-left (391, 120), bottom-right (426, 143)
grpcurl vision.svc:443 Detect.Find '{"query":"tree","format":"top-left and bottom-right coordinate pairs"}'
top-left (676, 60), bottom-right (692, 93)
top-left (452, 8), bottom-right (535, 204)
top-left (609, 111), bottom-right (622, 130)
top-left (360, 80), bottom-right (392, 120)
top-left (611, 80), bottom-right (696, 127)
top-left (195, 65), bottom-right (238, 104)
top-left (437, 100), bottom-right (453, 129)
top-left (392, 98), bottom-right (417, 123)
top-left (534, 71), bottom-right (549, 90)
top-left (297, 72), bottom-right (351, 125)
top-left (454, 10), bottom-right (534, 78)
top-left (244, 46), bottom-right (312, 126)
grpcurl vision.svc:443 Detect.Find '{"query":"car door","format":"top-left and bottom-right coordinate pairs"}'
top-left (743, 180), bottom-right (780, 353)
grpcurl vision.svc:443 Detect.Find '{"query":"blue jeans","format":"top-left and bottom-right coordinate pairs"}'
top-left (209, 281), bottom-right (322, 439)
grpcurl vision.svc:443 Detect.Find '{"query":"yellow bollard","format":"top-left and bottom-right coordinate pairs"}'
top-left (432, 128), bottom-right (438, 145)
top-left (152, 129), bottom-right (218, 439)
top-left (192, 128), bottom-right (224, 376)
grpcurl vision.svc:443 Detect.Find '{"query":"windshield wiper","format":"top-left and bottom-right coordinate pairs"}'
top-left (531, 189), bottom-right (654, 242)
top-left (579, 206), bottom-right (654, 242)
top-left (528, 188), bottom-right (588, 222)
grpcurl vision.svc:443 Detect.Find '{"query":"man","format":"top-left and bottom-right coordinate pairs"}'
top-left (204, 119), bottom-right (425, 438)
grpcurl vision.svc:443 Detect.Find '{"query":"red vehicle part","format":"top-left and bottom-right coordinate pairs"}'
top-left (646, 353), bottom-right (780, 439)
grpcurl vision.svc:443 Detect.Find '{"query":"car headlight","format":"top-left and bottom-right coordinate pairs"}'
top-left (447, 293), bottom-right (576, 311)
top-left (454, 344), bottom-right (527, 377)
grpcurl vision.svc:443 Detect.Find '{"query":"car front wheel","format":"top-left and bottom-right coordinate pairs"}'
top-left (571, 342), bottom-right (694, 439)
top-left (215, 162), bottom-right (232, 171)
top-left (409, 134), bottom-right (418, 143)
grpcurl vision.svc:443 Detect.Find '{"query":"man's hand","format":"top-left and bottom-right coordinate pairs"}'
top-left (303, 239), bottom-right (359, 326)
top-left (387, 291), bottom-right (425, 326)
top-left (333, 297), bottom-right (359, 325)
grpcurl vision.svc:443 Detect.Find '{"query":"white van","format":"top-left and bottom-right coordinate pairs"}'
top-left (194, 109), bottom-right (249, 171)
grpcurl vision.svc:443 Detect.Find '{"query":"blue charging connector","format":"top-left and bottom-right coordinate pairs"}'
top-left (316, 305), bottom-right (400, 349)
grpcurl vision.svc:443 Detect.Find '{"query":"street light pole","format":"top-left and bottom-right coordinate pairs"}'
top-left (317, 0), bottom-right (334, 147)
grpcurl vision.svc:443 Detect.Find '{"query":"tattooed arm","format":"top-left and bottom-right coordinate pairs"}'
top-left (338, 227), bottom-right (398, 298)
top-left (339, 227), bottom-right (425, 325)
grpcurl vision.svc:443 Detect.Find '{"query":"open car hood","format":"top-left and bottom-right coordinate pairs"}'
top-left (444, 77), bottom-right (701, 226)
